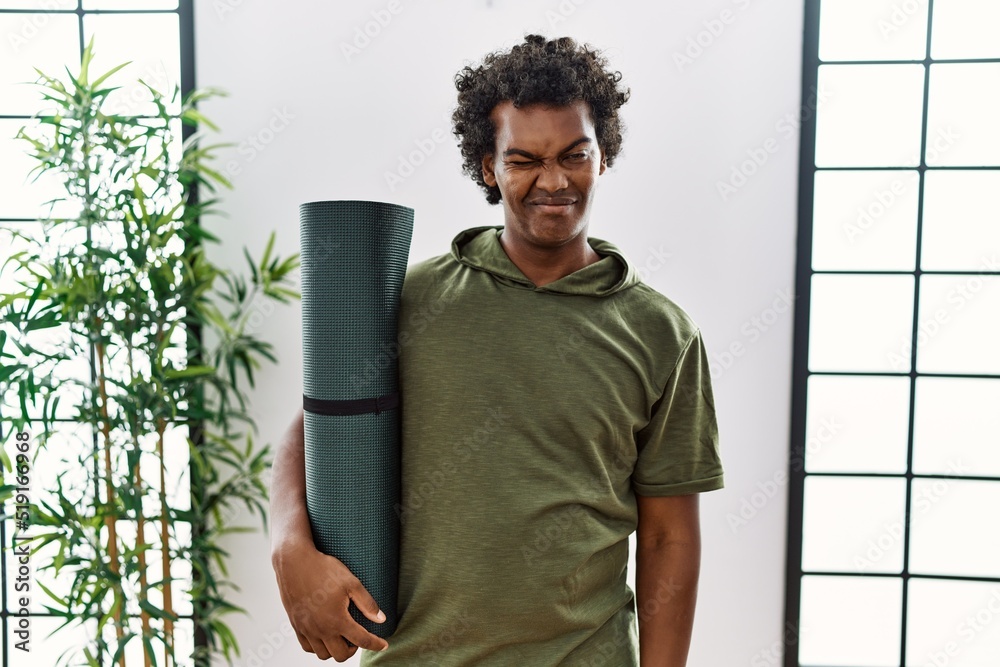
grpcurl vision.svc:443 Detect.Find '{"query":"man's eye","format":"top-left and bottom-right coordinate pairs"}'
top-left (566, 152), bottom-right (588, 161)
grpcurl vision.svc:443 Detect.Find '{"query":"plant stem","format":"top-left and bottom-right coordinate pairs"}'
top-left (95, 321), bottom-right (127, 667)
top-left (126, 337), bottom-right (152, 667)
top-left (156, 417), bottom-right (175, 667)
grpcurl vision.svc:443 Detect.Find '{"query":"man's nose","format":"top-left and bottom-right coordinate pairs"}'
top-left (535, 162), bottom-right (570, 192)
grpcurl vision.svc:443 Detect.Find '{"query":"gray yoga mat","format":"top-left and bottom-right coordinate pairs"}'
top-left (299, 199), bottom-right (413, 640)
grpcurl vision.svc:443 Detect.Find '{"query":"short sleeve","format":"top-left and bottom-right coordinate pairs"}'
top-left (632, 328), bottom-right (724, 496)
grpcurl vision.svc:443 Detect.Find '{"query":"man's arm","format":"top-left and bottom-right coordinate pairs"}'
top-left (635, 493), bottom-right (702, 667)
top-left (269, 407), bottom-right (314, 557)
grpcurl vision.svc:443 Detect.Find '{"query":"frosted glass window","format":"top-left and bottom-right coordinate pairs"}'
top-left (808, 273), bottom-right (915, 372)
top-left (925, 63), bottom-right (1000, 167)
top-left (109, 518), bottom-right (192, 624)
top-left (909, 479), bottom-right (1000, 578)
top-left (921, 170), bottom-right (1000, 271)
top-left (0, 0), bottom-right (76, 7)
top-left (9, 616), bottom-right (96, 667)
top-left (82, 13), bottom-right (181, 117)
top-left (801, 476), bottom-right (907, 573)
top-left (0, 222), bottom-right (40, 296)
top-left (906, 578), bottom-right (1000, 666)
top-left (0, 13), bottom-right (80, 116)
top-left (0, 119), bottom-right (82, 220)
top-left (804, 374), bottom-right (910, 473)
top-left (83, 0), bottom-right (177, 7)
top-left (931, 0), bottom-right (1000, 60)
top-left (815, 64), bottom-right (925, 168)
top-left (798, 575), bottom-right (903, 666)
top-left (4, 425), bottom-right (93, 612)
top-left (916, 273), bottom-right (1000, 375)
top-left (811, 169), bottom-right (919, 271)
top-left (819, 0), bottom-right (928, 62)
top-left (96, 618), bottom-right (195, 667)
top-left (136, 423), bottom-right (192, 513)
top-left (0, 323), bottom-right (90, 421)
top-left (913, 377), bottom-right (1000, 477)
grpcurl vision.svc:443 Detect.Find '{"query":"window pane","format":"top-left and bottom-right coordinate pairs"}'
top-left (3, 427), bottom-right (92, 612)
top-left (921, 170), bottom-right (1000, 271)
top-left (819, 0), bottom-right (928, 62)
top-left (815, 64), bottom-right (925, 167)
top-left (909, 479), bottom-right (1000, 578)
top-left (913, 377), bottom-right (1000, 477)
top-left (926, 63), bottom-right (1000, 167)
top-left (0, 221), bottom-right (90, 419)
top-left (0, 222), bottom-right (38, 296)
top-left (0, 1), bottom-right (76, 7)
top-left (798, 575), bottom-right (902, 666)
top-left (931, 0), bottom-right (1000, 60)
top-left (916, 273), bottom-right (1000, 375)
top-left (152, 423), bottom-right (192, 513)
top-left (811, 169), bottom-right (919, 271)
top-left (808, 274), bottom-right (915, 372)
top-left (82, 13), bottom-right (181, 117)
top-left (9, 617), bottom-right (96, 667)
top-left (906, 578), bottom-right (1000, 666)
top-left (0, 118), bottom-right (82, 219)
top-left (805, 375), bottom-right (910, 473)
top-left (83, 0), bottom-right (177, 7)
top-left (0, 322), bottom-right (90, 421)
top-left (0, 13), bottom-right (80, 116)
top-left (801, 476), bottom-right (907, 573)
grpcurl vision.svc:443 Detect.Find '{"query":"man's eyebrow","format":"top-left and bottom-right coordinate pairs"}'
top-left (502, 137), bottom-right (592, 158)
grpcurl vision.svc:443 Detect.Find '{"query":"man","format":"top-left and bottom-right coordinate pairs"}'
top-left (270, 34), bottom-right (724, 665)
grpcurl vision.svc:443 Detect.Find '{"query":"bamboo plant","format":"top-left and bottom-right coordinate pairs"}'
top-left (0, 36), bottom-right (299, 667)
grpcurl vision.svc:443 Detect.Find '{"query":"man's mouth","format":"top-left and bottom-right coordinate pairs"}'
top-left (529, 198), bottom-right (576, 213)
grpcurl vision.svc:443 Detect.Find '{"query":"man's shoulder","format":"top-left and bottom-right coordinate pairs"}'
top-left (406, 251), bottom-right (454, 280)
top-left (616, 280), bottom-right (701, 347)
top-left (401, 251), bottom-right (457, 302)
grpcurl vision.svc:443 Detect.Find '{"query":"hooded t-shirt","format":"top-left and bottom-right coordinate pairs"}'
top-left (361, 225), bottom-right (724, 666)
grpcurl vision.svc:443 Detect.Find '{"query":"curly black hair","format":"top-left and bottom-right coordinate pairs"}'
top-left (451, 34), bottom-right (631, 205)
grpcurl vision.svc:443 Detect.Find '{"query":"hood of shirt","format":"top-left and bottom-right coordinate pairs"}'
top-left (449, 225), bottom-right (641, 297)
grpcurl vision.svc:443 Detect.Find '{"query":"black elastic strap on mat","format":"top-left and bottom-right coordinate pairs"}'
top-left (303, 392), bottom-right (400, 416)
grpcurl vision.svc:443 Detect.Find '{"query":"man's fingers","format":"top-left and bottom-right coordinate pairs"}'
top-left (341, 624), bottom-right (389, 653)
top-left (294, 630), bottom-right (312, 654)
top-left (348, 581), bottom-right (387, 624)
top-left (311, 638), bottom-right (332, 660)
top-left (341, 584), bottom-right (390, 651)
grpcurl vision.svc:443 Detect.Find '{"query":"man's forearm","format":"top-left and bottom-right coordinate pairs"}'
top-left (269, 408), bottom-right (315, 560)
top-left (635, 537), bottom-right (701, 667)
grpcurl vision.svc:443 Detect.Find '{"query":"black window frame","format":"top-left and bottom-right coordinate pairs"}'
top-left (0, 1), bottom-right (201, 664)
top-left (784, 1), bottom-right (1000, 666)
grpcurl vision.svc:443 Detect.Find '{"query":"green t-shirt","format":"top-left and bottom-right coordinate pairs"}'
top-left (361, 226), bottom-right (723, 666)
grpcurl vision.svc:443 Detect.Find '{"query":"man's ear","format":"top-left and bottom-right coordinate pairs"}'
top-left (482, 153), bottom-right (497, 187)
top-left (598, 149), bottom-right (607, 176)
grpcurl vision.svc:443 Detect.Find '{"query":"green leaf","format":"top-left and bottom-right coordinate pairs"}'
top-left (90, 61), bottom-right (132, 89)
top-left (259, 232), bottom-right (275, 276)
top-left (180, 107), bottom-right (220, 132)
top-left (79, 34), bottom-right (96, 86)
top-left (164, 365), bottom-right (215, 379)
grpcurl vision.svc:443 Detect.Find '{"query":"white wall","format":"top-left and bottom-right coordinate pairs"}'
top-left (194, 1), bottom-right (804, 665)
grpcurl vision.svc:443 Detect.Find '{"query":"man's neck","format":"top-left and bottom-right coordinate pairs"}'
top-left (498, 228), bottom-right (602, 288)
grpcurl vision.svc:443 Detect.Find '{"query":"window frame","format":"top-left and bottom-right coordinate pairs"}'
top-left (0, 0), bottom-right (201, 663)
top-left (784, 1), bottom-right (1000, 666)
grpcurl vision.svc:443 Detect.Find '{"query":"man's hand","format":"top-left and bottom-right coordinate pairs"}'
top-left (272, 539), bottom-right (389, 660)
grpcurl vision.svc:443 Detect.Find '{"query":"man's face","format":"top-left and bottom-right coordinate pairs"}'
top-left (482, 100), bottom-right (607, 247)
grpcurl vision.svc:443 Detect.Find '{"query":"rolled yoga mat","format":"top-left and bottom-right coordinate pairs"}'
top-left (299, 200), bottom-right (413, 640)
